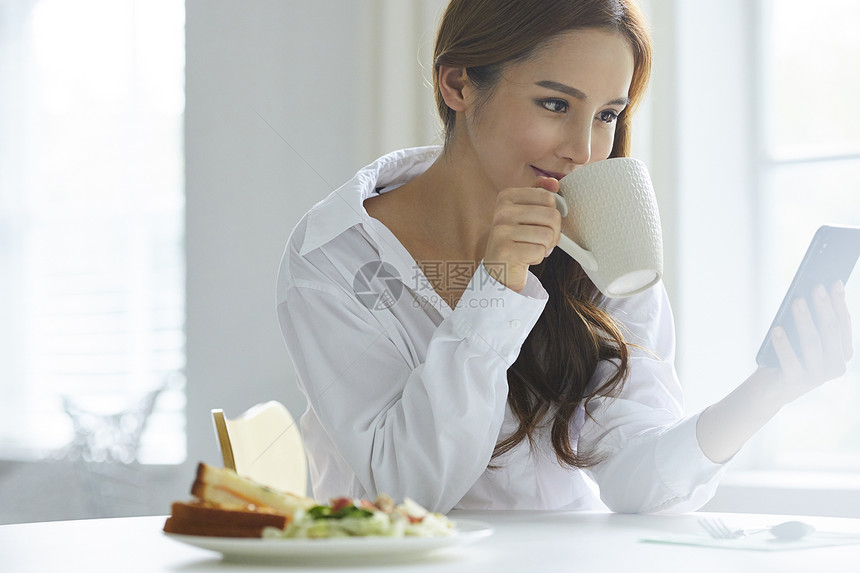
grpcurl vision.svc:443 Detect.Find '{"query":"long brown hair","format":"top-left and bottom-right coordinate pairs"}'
top-left (433, 0), bottom-right (652, 468)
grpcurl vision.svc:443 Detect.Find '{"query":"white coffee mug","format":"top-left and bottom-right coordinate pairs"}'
top-left (552, 157), bottom-right (663, 298)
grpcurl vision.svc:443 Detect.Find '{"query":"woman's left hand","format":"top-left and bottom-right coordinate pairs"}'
top-left (698, 280), bottom-right (853, 463)
top-left (768, 280), bottom-right (853, 404)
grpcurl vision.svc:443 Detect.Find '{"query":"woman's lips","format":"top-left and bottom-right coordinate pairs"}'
top-left (531, 166), bottom-right (566, 180)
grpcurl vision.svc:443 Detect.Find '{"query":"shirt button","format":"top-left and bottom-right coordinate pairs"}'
top-left (510, 320), bottom-right (521, 329)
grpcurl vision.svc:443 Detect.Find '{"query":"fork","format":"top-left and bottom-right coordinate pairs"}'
top-left (698, 518), bottom-right (815, 541)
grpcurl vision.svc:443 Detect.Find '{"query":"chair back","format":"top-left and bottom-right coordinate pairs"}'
top-left (211, 401), bottom-right (308, 496)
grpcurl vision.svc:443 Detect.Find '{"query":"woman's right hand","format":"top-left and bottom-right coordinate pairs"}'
top-left (483, 177), bottom-right (562, 293)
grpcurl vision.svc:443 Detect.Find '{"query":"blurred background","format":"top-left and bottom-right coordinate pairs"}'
top-left (0, 0), bottom-right (858, 523)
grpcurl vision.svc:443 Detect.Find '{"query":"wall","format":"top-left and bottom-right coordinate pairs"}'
top-left (183, 0), bottom-right (367, 490)
top-left (182, 0), bottom-right (446, 503)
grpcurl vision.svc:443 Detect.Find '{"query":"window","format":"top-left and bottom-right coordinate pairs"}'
top-left (753, 0), bottom-right (860, 471)
top-left (0, 0), bottom-right (186, 463)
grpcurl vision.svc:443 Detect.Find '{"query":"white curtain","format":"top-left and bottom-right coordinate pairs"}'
top-left (0, 0), bottom-right (185, 462)
top-left (356, 0), bottom-right (449, 160)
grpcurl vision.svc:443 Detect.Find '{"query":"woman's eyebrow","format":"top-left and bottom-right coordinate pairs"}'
top-left (535, 80), bottom-right (629, 107)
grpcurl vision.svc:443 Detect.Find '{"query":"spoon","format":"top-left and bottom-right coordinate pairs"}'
top-left (699, 518), bottom-right (816, 541)
top-left (764, 520), bottom-right (817, 541)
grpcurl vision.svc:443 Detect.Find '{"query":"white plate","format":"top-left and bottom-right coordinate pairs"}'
top-left (164, 519), bottom-right (493, 562)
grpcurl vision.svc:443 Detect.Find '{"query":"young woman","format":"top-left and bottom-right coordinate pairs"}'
top-left (277, 0), bottom-right (853, 513)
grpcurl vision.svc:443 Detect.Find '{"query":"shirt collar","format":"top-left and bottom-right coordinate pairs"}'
top-left (299, 146), bottom-right (441, 256)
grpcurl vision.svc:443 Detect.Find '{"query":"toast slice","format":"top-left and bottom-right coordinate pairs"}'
top-left (191, 462), bottom-right (316, 515)
top-left (163, 501), bottom-right (289, 538)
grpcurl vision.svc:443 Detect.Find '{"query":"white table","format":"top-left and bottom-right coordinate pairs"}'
top-left (2, 510), bottom-right (859, 572)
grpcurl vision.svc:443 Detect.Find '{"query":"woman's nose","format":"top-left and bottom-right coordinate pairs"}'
top-left (558, 121), bottom-right (592, 166)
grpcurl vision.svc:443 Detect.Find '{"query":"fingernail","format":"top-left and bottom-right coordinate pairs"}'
top-left (795, 298), bottom-right (808, 313)
top-left (773, 327), bottom-right (785, 339)
top-left (836, 280), bottom-right (845, 294)
top-left (545, 247), bottom-right (553, 258)
top-left (816, 284), bottom-right (827, 300)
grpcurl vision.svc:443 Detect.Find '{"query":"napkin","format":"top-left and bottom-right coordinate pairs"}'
top-left (640, 532), bottom-right (860, 552)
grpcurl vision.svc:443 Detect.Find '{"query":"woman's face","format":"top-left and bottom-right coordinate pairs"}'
top-left (458, 28), bottom-right (635, 191)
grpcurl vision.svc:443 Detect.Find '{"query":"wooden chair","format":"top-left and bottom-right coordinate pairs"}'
top-left (211, 401), bottom-right (308, 496)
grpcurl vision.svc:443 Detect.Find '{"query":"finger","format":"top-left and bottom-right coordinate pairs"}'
top-left (771, 325), bottom-right (804, 377)
top-left (792, 296), bottom-right (824, 375)
top-left (810, 284), bottom-right (844, 365)
top-left (811, 283), bottom-right (850, 379)
top-left (527, 241), bottom-right (552, 265)
top-left (500, 187), bottom-right (558, 208)
top-left (831, 280), bottom-right (854, 360)
top-left (511, 224), bottom-right (558, 254)
top-left (493, 198), bottom-right (562, 258)
top-left (533, 176), bottom-right (560, 193)
top-left (550, 210), bottom-right (562, 255)
top-left (506, 237), bottom-right (555, 265)
top-left (495, 203), bottom-right (562, 227)
top-left (491, 222), bottom-right (557, 263)
top-left (535, 184), bottom-right (565, 250)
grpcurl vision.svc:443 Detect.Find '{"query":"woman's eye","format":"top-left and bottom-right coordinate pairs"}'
top-left (539, 99), bottom-right (568, 113)
top-left (597, 110), bottom-right (620, 124)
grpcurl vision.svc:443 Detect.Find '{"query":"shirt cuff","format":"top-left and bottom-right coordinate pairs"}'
top-left (448, 262), bottom-right (548, 362)
top-left (655, 413), bottom-right (727, 498)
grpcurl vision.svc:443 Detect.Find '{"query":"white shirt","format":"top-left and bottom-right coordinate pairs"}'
top-left (277, 146), bottom-right (725, 513)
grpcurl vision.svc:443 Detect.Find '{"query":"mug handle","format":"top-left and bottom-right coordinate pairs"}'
top-left (557, 235), bottom-right (599, 271)
top-left (553, 194), bottom-right (599, 271)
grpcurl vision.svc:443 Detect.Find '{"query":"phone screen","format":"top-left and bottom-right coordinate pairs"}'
top-left (756, 225), bottom-right (860, 368)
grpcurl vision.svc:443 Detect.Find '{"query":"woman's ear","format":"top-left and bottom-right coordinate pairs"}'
top-left (438, 66), bottom-right (471, 111)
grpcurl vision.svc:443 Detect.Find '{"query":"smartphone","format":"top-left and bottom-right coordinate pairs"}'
top-left (756, 225), bottom-right (860, 368)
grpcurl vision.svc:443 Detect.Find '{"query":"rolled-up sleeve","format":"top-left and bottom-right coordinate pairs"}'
top-left (278, 253), bottom-right (547, 513)
top-left (580, 285), bottom-right (726, 513)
